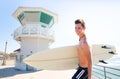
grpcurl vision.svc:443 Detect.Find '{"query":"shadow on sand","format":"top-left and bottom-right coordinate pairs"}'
top-left (0, 66), bottom-right (37, 78)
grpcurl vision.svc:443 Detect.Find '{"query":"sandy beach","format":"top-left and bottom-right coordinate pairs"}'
top-left (0, 60), bottom-right (98, 79)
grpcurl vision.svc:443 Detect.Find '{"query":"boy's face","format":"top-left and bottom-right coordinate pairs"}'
top-left (75, 24), bottom-right (84, 35)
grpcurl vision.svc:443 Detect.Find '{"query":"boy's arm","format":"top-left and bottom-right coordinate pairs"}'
top-left (88, 49), bottom-right (92, 79)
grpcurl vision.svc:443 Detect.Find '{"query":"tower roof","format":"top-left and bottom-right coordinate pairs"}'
top-left (13, 7), bottom-right (58, 24)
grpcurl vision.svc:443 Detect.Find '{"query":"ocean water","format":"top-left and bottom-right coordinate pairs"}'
top-left (92, 55), bottom-right (120, 79)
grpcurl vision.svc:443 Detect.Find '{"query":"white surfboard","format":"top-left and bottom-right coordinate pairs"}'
top-left (23, 44), bottom-right (115, 70)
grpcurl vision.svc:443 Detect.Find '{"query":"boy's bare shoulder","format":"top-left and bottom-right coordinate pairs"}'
top-left (79, 43), bottom-right (89, 49)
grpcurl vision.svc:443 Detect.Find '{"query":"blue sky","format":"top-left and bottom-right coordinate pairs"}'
top-left (0, 0), bottom-right (120, 54)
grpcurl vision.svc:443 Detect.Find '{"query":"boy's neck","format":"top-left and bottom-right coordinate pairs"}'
top-left (79, 33), bottom-right (85, 41)
top-left (79, 33), bottom-right (85, 39)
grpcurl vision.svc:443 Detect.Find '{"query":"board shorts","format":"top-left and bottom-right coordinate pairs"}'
top-left (72, 65), bottom-right (88, 79)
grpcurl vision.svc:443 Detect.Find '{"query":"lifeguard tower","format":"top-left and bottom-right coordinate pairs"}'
top-left (13, 7), bottom-right (57, 70)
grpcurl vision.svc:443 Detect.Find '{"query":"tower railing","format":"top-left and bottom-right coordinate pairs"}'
top-left (13, 25), bottom-right (54, 41)
top-left (92, 64), bottom-right (120, 79)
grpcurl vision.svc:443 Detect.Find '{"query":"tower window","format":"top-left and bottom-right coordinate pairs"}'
top-left (41, 25), bottom-right (47, 28)
top-left (40, 12), bottom-right (53, 24)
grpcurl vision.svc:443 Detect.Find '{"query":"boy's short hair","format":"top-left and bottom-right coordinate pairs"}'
top-left (75, 19), bottom-right (85, 28)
